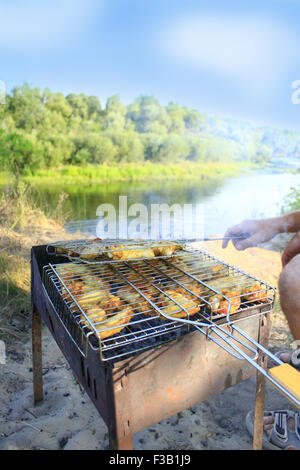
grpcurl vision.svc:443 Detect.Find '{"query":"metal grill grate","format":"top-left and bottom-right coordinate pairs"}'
top-left (46, 238), bottom-right (187, 263)
top-left (42, 248), bottom-right (275, 362)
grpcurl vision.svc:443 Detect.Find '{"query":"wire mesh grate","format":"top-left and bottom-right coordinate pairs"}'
top-left (42, 247), bottom-right (275, 362)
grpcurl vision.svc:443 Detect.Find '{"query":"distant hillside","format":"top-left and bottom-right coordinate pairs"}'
top-left (0, 83), bottom-right (299, 174)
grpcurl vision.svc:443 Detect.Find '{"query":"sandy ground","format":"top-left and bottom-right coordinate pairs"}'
top-left (0, 327), bottom-right (294, 451)
top-left (0, 238), bottom-right (297, 450)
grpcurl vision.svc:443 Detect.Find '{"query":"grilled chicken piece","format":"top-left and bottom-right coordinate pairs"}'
top-left (76, 291), bottom-right (106, 306)
top-left (159, 262), bottom-right (207, 295)
top-left (80, 244), bottom-right (156, 260)
top-left (80, 308), bottom-right (107, 327)
top-left (208, 290), bottom-right (241, 315)
top-left (173, 281), bottom-right (206, 298)
top-left (152, 242), bottom-right (183, 257)
top-left (51, 239), bottom-right (184, 261)
top-left (109, 246), bottom-right (156, 260)
top-left (148, 261), bottom-right (207, 298)
top-left (158, 289), bottom-right (200, 319)
top-left (242, 282), bottom-right (268, 302)
top-left (205, 275), bottom-right (241, 315)
top-left (167, 258), bottom-right (227, 282)
top-left (57, 263), bottom-right (112, 296)
top-left (80, 294), bottom-right (125, 325)
top-left (61, 280), bottom-right (85, 298)
top-left (207, 278), bottom-right (267, 315)
top-left (210, 263), bottom-right (227, 279)
top-left (96, 303), bottom-right (134, 339)
top-left (79, 297), bottom-right (133, 339)
top-left (116, 279), bottom-right (159, 317)
top-left (205, 276), bottom-right (240, 295)
top-left (79, 247), bottom-right (100, 259)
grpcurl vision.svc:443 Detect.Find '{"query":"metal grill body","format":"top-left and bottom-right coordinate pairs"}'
top-left (31, 245), bottom-right (272, 449)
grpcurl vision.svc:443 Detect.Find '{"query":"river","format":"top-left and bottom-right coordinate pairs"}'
top-left (27, 163), bottom-right (300, 245)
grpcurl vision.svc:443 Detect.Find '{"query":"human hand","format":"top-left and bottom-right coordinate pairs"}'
top-left (222, 218), bottom-right (279, 250)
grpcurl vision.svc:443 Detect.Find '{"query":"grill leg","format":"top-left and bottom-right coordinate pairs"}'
top-left (109, 431), bottom-right (133, 450)
top-left (32, 304), bottom-right (43, 405)
top-left (252, 314), bottom-right (269, 450)
top-left (252, 360), bottom-right (266, 450)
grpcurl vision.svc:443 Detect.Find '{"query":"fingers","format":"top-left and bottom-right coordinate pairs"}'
top-left (222, 224), bottom-right (252, 249)
top-left (234, 233), bottom-right (263, 250)
top-left (222, 238), bottom-right (230, 249)
top-left (222, 229), bottom-right (234, 248)
top-left (223, 231), bottom-right (261, 251)
top-left (222, 225), bottom-right (245, 248)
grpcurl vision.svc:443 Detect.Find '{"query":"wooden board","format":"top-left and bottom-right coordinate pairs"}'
top-left (269, 364), bottom-right (300, 404)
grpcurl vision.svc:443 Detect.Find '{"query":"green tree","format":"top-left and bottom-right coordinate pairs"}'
top-left (153, 135), bottom-right (190, 162)
top-left (0, 131), bottom-right (44, 172)
top-left (103, 94), bottom-right (126, 131)
top-left (127, 95), bottom-right (170, 133)
top-left (9, 84), bottom-right (47, 130)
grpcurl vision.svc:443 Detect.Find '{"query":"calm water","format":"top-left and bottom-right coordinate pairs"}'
top-left (28, 166), bottom-right (300, 240)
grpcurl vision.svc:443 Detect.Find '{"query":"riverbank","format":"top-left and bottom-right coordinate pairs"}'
top-left (0, 161), bottom-right (252, 186)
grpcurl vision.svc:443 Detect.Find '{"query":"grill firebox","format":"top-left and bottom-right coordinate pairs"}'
top-left (30, 244), bottom-right (296, 450)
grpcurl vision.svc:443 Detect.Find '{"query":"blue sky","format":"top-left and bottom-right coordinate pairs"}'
top-left (1, 0), bottom-right (300, 130)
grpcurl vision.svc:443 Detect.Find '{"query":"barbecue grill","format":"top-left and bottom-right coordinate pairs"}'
top-left (31, 241), bottom-right (300, 450)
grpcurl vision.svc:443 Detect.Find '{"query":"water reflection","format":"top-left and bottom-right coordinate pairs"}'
top-left (24, 169), bottom-right (300, 241)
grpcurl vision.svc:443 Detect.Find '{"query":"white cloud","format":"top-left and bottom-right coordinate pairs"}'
top-left (0, 0), bottom-right (100, 52)
top-left (160, 15), bottom-right (299, 97)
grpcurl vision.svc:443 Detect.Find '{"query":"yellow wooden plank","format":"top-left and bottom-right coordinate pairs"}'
top-left (268, 364), bottom-right (300, 402)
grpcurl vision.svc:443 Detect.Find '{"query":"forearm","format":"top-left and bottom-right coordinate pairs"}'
top-left (273, 211), bottom-right (300, 234)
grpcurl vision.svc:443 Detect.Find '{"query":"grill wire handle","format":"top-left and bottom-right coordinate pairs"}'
top-left (153, 304), bottom-right (300, 408)
top-left (165, 314), bottom-right (300, 408)
top-left (109, 261), bottom-right (300, 408)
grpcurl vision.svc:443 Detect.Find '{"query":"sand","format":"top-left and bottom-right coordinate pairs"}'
top-left (0, 239), bottom-right (297, 450)
top-left (0, 326), bottom-right (293, 451)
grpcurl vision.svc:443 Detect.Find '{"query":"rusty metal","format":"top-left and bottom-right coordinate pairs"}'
top-left (32, 304), bottom-right (43, 404)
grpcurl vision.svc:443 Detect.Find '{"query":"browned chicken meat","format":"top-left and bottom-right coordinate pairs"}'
top-left (94, 302), bottom-right (134, 340)
top-left (242, 282), bottom-right (268, 303)
top-left (208, 290), bottom-right (241, 315)
top-left (51, 239), bottom-right (184, 261)
top-left (158, 289), bottom-right (200, 319)
top-left (116, 271), bottom-right (160, 317)
top-left (78, 295), bottom-right (133, 340)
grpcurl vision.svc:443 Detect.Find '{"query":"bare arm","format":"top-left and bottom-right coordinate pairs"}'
top-left (277, 210), bottom-right (300, 233)
top-left (222, 211), bottom-right (300, 251)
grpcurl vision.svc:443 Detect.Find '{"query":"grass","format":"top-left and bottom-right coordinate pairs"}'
top-left (4, 161), bottom-right (254, 186)
top-left (0, 178), bottom-right (78, 341)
